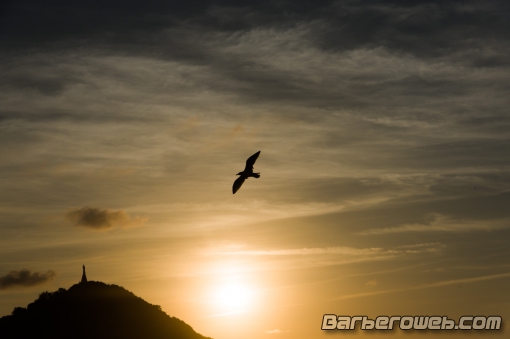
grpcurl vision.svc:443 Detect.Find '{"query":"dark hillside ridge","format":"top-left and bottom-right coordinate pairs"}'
top-left (0, 281), bottom-right (212, 339)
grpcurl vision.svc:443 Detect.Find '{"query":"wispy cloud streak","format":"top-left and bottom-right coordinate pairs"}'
top-left (214, 243), bottom-right (443, 257)
top-left (360, 215), bottom-right (509, 235)
top-left (335, 272), bottom-right (510, 300)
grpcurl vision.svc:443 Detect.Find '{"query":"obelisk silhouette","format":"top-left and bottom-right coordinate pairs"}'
top-left (81, 265), bottom-right (87, 283)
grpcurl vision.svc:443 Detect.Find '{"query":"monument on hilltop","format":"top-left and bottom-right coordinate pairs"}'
top-left (81, 265), bottom-right (87, 283)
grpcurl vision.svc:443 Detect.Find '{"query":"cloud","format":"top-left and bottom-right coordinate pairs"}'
top-left (200, 242), bottom-right (447, 277)
top-left (207, 244), bottom-right (443, 272)
top-left (360, 214), bottom-right (509, 235)
top-left (216, 243), bottom-right (442, 257)
top-left (0, 269), bottom-right (56, 289)
top-left (65, 206), bottom-right (147, 230)
top-left (219, 246), bottom-right (385, 256)
top-left (3, 1), bottom-right (509, 61)
top-left (335, 272), bottom-right (510, 301)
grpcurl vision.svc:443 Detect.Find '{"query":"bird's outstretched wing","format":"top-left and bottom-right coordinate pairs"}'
top-left (232, 176), bottom-right (246, 194)
top-left (244, 151), bottom-right (261, 171)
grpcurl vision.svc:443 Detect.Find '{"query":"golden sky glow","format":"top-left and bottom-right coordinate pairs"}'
top-left (1, 1), bottom-right (510, 339)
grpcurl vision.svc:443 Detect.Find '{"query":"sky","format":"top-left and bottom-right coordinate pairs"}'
top-left (1, 0), bottom-right (509, 338)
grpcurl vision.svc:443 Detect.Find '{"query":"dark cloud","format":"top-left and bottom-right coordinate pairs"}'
top-left (0, 0), bottom-right (508, 115)
top-left (0, 269), bottom-right (56, 289)
top-left (1, 0), bottom-right (508, 59)
top-left (66, 207), bottom-right (147, 230)
top-left (316, 1), bottom-right (510, 59)
top-left (1, 75), bottom-right (69, 96)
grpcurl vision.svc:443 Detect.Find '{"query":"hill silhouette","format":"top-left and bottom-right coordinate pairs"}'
top-left (0, 281), bottom-right (212, 339)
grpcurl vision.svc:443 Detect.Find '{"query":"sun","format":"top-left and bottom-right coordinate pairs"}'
top-left (212, 282), bottom-right (256, 314)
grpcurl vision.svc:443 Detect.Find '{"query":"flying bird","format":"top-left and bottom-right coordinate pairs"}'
top-left (233, 151), bottom-right (261, 194)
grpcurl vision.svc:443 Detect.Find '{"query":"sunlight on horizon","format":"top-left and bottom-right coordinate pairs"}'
top-left (212, 281), bottom-right (257, 315)
top-left (201, 262), bottom-right (261, 318)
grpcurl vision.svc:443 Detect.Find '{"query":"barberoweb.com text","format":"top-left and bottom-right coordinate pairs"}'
top-left (322, 315), bottom-right (501, 331)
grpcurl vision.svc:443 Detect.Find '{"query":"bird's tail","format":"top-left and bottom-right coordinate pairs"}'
top-left (253, 173), bottom-right (260, 178)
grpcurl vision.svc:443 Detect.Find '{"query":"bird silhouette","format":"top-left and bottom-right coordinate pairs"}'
top-left (233, 151), bottom-right (261, 194)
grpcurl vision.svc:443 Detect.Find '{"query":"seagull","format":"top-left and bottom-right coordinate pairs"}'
top-left (233, 151), bottom-right (261, 194)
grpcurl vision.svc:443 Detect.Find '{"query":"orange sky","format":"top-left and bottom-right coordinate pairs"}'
top-left (1, 1), bottom-right (510, 338)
